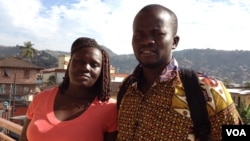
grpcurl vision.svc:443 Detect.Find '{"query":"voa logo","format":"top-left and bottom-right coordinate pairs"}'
top-left (226, 129), bottom-right (246, 136)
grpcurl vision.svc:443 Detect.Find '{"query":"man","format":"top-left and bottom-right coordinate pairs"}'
top-left (117, 4), bottom-right (242, 141)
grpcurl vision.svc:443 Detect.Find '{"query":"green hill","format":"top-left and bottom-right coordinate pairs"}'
top-left (1, 46), bottom-right (249, 84)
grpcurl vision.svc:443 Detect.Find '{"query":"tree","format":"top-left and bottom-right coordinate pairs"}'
top-left (237, 103), bottom-right (250, 125)
top-left (244, 82), bottom-right (250, 88)
top-left (222, 79), bottom-right (231, 88)
top-left (19, 41), bottom-right (37, 61)
top-left (47, 75), bottom-right (56, 85)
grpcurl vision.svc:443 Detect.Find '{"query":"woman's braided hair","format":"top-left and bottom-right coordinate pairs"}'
top-left (59, 37), bottom-right (111, 102)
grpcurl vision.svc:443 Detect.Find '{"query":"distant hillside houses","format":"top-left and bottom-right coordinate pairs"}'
top-left (228, 88), bottom-right (250, 107)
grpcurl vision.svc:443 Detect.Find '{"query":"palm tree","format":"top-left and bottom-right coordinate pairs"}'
top-left (19, 41), bottom-right (37, 61)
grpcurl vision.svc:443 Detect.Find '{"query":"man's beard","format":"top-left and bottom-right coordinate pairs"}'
top-left (139, 59), bottom-right (166, 68)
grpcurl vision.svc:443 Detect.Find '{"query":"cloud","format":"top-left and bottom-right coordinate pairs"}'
top-left (0, 0), bottom-right (250, 55)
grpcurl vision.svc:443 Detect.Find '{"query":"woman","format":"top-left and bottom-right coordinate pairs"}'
top-left (19, 37), bottom-right (117, 141)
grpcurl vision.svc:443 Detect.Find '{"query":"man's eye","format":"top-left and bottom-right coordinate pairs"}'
top-left (134, 33), bottom-right (144, 39)
top-left (73, 59), bottom-right (83, 65)
top-left (152, 32), bottom-right (163, 37)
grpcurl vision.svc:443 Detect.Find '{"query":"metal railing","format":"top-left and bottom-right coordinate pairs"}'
top-left (0, 118), bottom-right (22, 141)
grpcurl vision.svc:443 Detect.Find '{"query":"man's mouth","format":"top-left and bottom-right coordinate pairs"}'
top-left (142, 50), bottom-right (153, 54)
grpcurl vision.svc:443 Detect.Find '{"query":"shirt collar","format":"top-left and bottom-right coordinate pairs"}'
top-left (129, 58), bottom-right (179, 86)
top-left (159, 58), bottom-right (179, 82)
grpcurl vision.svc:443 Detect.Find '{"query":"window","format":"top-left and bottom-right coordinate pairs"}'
top-left (13, 84), bottom-right (18, 95)
top-left (24, 70), bottom-right (30, 79)
top-left (237, 97), bottom-right (241, 107)
top-left (3, 69), bottom-right (9, 77)
top-left (37, 74), bottom-right (42, 80)
top-left (23, 86), bottom-right (30, 94)
top-left (0, 84), bottom-right (6, 94)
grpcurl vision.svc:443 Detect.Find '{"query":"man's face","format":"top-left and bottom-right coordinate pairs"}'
top-left (132, 9), bottom-right (179, 68)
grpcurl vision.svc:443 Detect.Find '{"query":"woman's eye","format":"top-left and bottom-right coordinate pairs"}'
top-left (91, 63), bottom-right (100, 68)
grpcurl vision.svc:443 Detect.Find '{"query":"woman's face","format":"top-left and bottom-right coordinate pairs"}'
top-left (68, 47), bottom-right (102, 88)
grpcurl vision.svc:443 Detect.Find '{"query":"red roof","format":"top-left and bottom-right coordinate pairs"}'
top-left (0, 56), bottom-right (42, 69)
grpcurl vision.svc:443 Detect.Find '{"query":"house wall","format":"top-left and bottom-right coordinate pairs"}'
top-left (1, 69), bottom-right (36, 84)
top-left (56, 72), bottom-right (65, 83)
top-left (58, 55), bottom-right (70, 69)
top-left (243, 94), bottom-right (250, 105)
top-left (231, 93), bottom-right (250, 107)
top-left (0, 67), bottom-right (40, 103)
top-left (111, 76), bottom-right (126, 82)
top-left (42, 71), bottom-right (56, 86)
top-left (42, 69), bottom-right (66, 86)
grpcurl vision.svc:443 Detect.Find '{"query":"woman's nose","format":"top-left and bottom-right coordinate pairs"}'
top-left (81, 64), bottom-right (91, 71)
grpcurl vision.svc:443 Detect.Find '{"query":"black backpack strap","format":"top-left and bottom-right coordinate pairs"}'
top-left (117, 75), bottom-right (131, 110)
top-left (180, 68), bottom-right (212, 141)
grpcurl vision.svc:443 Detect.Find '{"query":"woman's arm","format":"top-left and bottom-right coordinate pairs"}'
top-left (19, 118), bottom-right (31, 141)
top-left (104, 130), bottom-right (118, 141)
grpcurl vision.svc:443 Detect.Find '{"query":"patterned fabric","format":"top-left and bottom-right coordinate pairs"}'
top-left (117, 58), bottom-right (242, 141)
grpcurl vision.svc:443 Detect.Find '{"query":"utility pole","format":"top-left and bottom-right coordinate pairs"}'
top-left (8, 84), bottom-right (12, 120)
top-left (12, 73), bottom-right (16, 117)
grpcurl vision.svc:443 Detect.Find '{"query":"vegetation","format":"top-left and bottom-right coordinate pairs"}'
top-left (47, 75), bottom-right (56, 85)
top-left (244, 82), bottom-right (250, 88)
top-left (1, 46), bottom-right (250, 84)
top-left (18, 41), bottom-right (37, 61)
top-left (237, 104), bottom-right (250, 125)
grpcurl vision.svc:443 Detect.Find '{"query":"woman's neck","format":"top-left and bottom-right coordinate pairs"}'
top-left (63, 86), bottom-right (97, 99)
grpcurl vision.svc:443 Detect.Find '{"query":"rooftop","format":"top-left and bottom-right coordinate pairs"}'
top-left (0, 57), bottom-right (42, 69)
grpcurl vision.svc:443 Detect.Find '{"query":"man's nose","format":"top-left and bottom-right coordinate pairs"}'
top-left (140, 35), bottom-right (155, 45)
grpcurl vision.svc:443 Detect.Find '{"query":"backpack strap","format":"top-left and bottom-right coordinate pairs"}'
top-left (180, 68), bottom-right (212, 141)
top-left (117, 75), bottom-right (132, 110)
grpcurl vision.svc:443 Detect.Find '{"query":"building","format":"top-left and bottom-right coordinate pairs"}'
top-left (40, 55), bottom-right (70, 88)
top-left (57, 54), bottom-right (70, 69)
top-left (41, 68), bottom-right (66, 87)
top-left (40, 55), bottom-right (69, 90)
top-left (0, 57), bottom-right (43, 117)
top-left (228, 88), bottom-right (250, 107)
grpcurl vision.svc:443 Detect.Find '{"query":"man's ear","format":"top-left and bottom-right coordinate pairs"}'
top-left (172, 35), bottom-right (180, 50)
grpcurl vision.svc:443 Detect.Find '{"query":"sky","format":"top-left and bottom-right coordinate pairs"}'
top-left (0, 0), bottom-right (250, 55)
